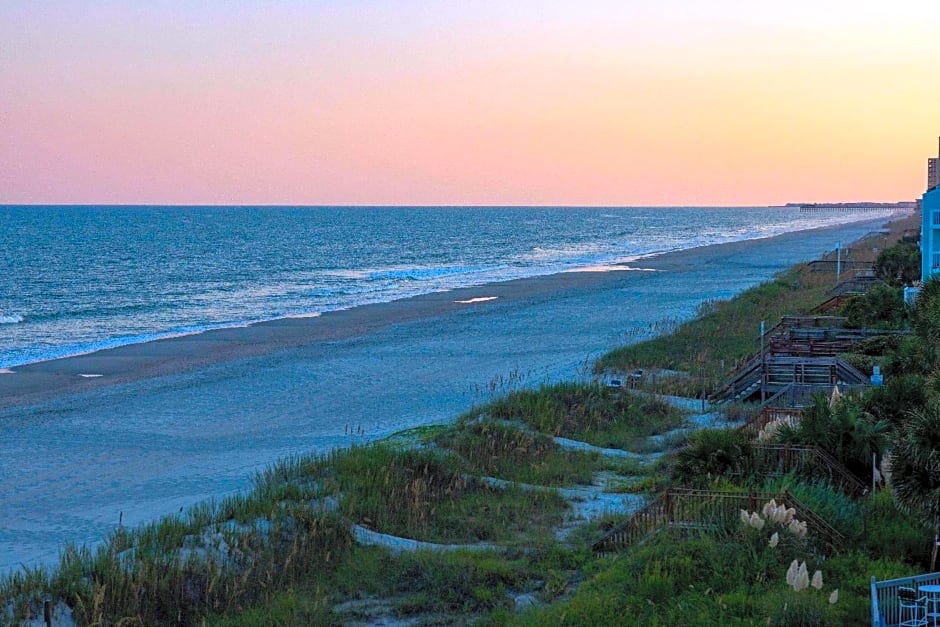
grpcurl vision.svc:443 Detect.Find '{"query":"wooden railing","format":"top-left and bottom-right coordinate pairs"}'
top-left (871, 572), bottom-right (940, 626)
top-left (732, 407), bottom-right (869, 498)
top-left (781, 489), bottom-right (845, 550)
top-left (812, 294), bottom-right (853, 314)
top-left (592, 490), bottom-right (669, 552)
top-left (769, 338), bottom-right (857, 357)
top-left (712, 357), bottom-right (868, 404)
top-left (750, 444), bottom-right (869, 499)
top-left (737, 403), bottom-right (803, 439)
top-left (708, 312), bottom-right (906, 403)
top-left (592, 488), bottom-right (844, 554)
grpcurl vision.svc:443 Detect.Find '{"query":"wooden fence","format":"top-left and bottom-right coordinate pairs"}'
top-left (592, 488), bottom-right (844, 554)
top-left (735, 409), bottom-right (870, 499)
top-left (749, 444), bottom-right (870, 499)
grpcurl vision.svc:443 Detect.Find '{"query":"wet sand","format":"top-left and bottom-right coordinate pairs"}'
top-left (0, 217), bottom-right (895, 570)
top-left (0, 268), bottom-right (659, 410)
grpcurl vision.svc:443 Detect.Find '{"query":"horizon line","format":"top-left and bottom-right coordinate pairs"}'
top-left (0, 201), bottom-right (917, 209)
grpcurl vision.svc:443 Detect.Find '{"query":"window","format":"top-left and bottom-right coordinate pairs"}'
top-left (933, 252), bottom-right (940, 269)
top-left (933, 210), bottom-right (940, 225)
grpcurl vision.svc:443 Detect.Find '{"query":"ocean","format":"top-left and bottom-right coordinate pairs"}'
top-left (0, 205), bottom-right (897, 369)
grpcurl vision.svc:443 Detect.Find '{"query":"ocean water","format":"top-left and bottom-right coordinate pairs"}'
top-left (0, 205), bottom-right (896, 368)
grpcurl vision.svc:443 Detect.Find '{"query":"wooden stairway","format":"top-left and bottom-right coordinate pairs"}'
top-left (711, 355), bottom-right (868, 404)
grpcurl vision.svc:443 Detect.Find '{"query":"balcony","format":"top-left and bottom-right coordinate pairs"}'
top-left (871, 572), bottom-right (940, 626)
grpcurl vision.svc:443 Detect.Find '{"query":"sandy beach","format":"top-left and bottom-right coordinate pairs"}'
top-left (0, 217), bottom-right (893, 570)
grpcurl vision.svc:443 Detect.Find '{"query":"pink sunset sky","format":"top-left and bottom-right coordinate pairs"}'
top-left (2, 1), bottom-right (939, 206)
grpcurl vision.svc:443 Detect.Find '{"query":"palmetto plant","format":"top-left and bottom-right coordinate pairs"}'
top-left (889, 400), bottom-right (940, 570)
top-left (911, 276), bottom-right (940, 369)
top-left (776, 393), bottom-right (889, 479)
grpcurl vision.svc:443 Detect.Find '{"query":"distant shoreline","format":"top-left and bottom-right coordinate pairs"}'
top-left (0, 215), bottom-right (895, 412)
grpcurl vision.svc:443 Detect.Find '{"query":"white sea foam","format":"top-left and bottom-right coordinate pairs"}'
top-left (78, 374), bottom-right (103, 378)
top-left (454, 297), bottom-right (498, 304)
top-left (0, 368), bottom-right (14, 374)
top-left (0, 314), bottom-right (24, 325)
top-left (368, 265), bottom-right (498, 281)
top-left (284, 311), bottom-right (322, 319)
top-left (523, 243), bottom-right (602, 263)
top-left (562, 265), bottom-right (659, 273)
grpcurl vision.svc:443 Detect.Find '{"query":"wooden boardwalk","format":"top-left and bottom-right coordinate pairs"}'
top-left (709, 315), bottom-right (891, 404)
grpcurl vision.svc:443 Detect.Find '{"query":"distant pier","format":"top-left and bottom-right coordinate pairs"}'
top-left (789, 202), bottom-right (916, 213)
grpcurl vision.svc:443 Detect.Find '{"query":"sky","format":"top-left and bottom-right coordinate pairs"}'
top-left (1, 1), bottom-right (939, 206)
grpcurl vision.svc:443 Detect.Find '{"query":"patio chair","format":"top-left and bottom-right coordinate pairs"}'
top-left (899, 586), bottom-right (928, 627)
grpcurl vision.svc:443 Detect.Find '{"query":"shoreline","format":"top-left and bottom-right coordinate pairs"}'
top-left (0, 215), bottom-right (898, 412)
top-left (0, 215), bottom-right (883, 372)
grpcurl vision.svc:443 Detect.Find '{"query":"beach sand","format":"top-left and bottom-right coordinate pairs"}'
top-left (0, 216), bottom-right (896, 570)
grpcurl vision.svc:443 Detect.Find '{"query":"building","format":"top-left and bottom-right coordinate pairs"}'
top-left (921, 186), bottom-right (940, 282)
top-left (929, 136), bottom-right (940, 191)
top-left (921, 138), bottom-right (940, 282)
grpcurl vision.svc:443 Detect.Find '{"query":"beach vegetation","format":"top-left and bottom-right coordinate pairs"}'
top-left (595, 265), bottom-right (834, 391)
top-left (774, 392), bottom-right (889, 479)
top-left (1, 504), bottom-right (353, 626)
top-left (867, 373), bottom-right (928, 428)
top-left (888, 400), bottom-right (940, 569)
top-left (482, 381), bottom-right (685, 451)
top-left (349, 464), bottom-right (563, 544)
top-left (873, 238), bottom-right (921, 285)
top-left (839, 284), bottom-right (907, 329)
top-left (302, 444), bottom-right (570, 544)
top-left (509, 526), bottom-right (908, 626)
top-left (434, 419), bottom-right (600, 486)
top-left (672, 428), bottom-right (753, 486)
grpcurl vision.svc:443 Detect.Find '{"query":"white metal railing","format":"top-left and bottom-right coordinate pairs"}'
top-left (871, 572), bottom-right (940, 626)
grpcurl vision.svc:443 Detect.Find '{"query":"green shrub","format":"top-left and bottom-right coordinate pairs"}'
top-left (672, 429), bottom-right (753, 485)
top-left (866, 374), bottom-right (928, 426)
top-left (863, 490), bottom-right (934, 566)
top-left (839, 285), bottom-right (907, 329)
top-left (874, 240), bottom-right (921, 286)
top-left (775, 393), bottom-right (888, 479)
top-left (760, 477), bottom-right (863, 538)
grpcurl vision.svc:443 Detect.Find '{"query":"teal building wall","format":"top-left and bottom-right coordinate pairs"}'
top-left (922, 187), bottom-right (940, 282)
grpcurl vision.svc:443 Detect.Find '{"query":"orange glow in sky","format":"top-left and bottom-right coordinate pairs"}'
top-left (2, 1), bottom-right (939, 205)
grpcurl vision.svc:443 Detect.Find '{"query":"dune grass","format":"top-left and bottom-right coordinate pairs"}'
top-left (294, 444), bottom-right (570, 544)
top-left (331, 448), bottom-right (567, 544)
top-left (483, 381), bottom-right (685, 450)
top-left (595, 265), bottom-right (834, 385)
top-left (0, 502), bottom-right (352, 626)
top-left (435, 419), bottom-right (601, 486)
